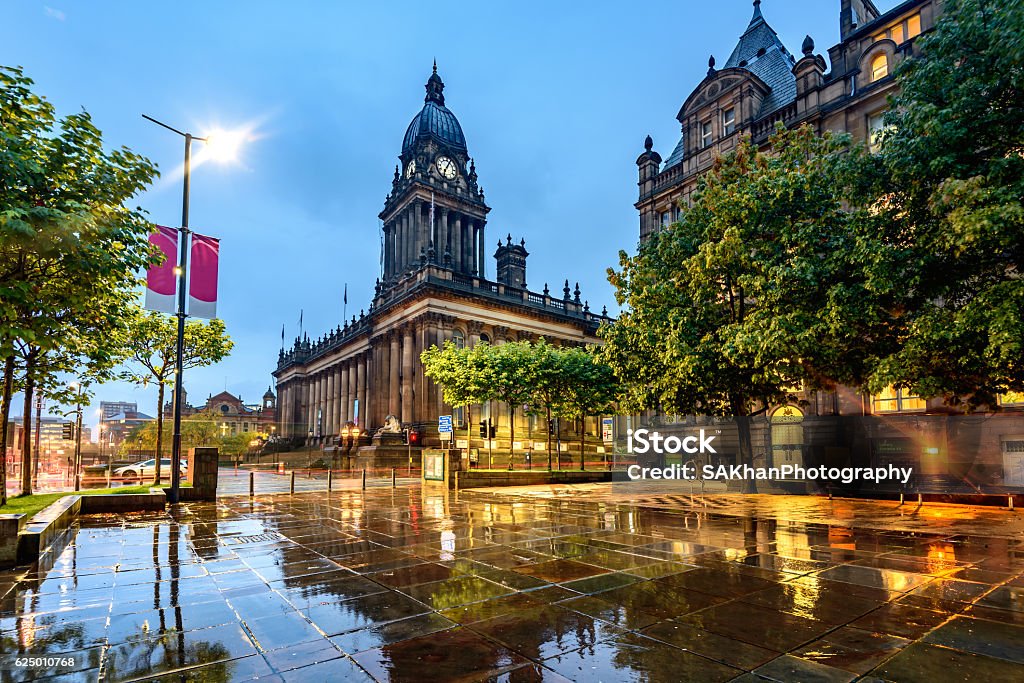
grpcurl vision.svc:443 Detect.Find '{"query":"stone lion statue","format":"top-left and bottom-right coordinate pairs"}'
top-left (375, 414), bottom-right (402, 436)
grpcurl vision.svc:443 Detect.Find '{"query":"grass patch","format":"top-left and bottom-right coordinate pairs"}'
top-left (0, 485), bottom-right (154, 518)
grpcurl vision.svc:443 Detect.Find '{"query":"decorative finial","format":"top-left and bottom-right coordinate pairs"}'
top-left (708, 55), bottom-right (716, 76)
top-left (802, 35), bottom-right (815, 56)
top-left (520, 237), bottom-right (525, 246)
top-left (506, 233), bottom-right (512, 245)
top-left (644, 135), bottom-right (653, 152)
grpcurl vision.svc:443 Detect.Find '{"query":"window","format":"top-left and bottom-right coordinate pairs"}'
top-left (452, 329), bottom-right (465, 349)
top-left (723, 108), bottom-right (736, 136)
top-left (999, 391), bottom-right (1024, 407)
top-left (478, 333), bottom-right (490, 345)
top-left (661, 211), bottom-right (671, 227)
top-left (868, 111), bottom-right (887, 153)
top-left (870, 54), bottom-right (889, 82)
top-left (874, 13), bottom-right (921, 44)
top-left (873, 386), bottom-right (926, 413)
top-left (701, 120), bottom-right (713, 148)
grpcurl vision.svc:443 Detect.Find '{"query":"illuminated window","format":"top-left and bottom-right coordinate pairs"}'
top-left (870, 54), bottom-right (889, 82)
top-left (874, 14), bottom-right (921, 44)
top-left (723, 108), bottom-right (736, 136)
top-left (907, 14), bottom-right (921, 39)
top-left (873, 386), bottom-right (926, 413)
top-left (999, 391), bottom-right (1024, 406)
top-left (701, 120), bottom-right (713, 148)
top-left (868, 111), bottom-right (887, 153)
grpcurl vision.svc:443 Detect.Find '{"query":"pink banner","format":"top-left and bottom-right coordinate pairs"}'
top-left (189, 232), bottom-right (220, 319)
top-left (144, 225), bottom-right (178, 314)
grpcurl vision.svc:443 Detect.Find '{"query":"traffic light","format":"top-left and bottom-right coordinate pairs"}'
top-left (489, 422), bottom-right (496, 439)
top-left (62, 422), bottom-right (75, 440)
top-left (408, 429), bottom-right (421, 446)
top-left (479, 420), bottom-right (488, 439)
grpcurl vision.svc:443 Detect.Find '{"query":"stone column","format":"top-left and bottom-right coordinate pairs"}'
top-left (389, 331), bottom-right (401, 416)
top-left (361, 353), bottom-right (371, 429)
top-left (401, 325), bottom-right (414, 424)
top-left (347, 360), bottom-right (358, 427)
top-left (355, 353), bottom-right (366, 427)
top-left (325, 370), bottom-right (335, 437)
top-left (373, 338), bottom-right (387, 426)
top-left (453, 213), bottom-right (462, 272)
top-left (437, 207), bottom-right (448, 263)
top-left (332, 366), bottom-right (343, 433)
top-left (318, 373), bottom-right (327, 436)
top-left (383, 222), bottom-right (392, 278)
top-left (339, 361), bottom-right (350, 424)
top-left (476, 221), bottom-right (486, 278)
top-left (306, 377), bottom-right (315, 439)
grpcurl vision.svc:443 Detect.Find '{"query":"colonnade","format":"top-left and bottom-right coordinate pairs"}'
top-left (382, 200), bottom-right (486, 279)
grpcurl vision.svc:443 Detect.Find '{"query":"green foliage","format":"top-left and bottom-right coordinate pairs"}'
top-left (862, 0), bottom-right (1024, 408)
top-left (121, 415), bottom-right (221, 455)
top-left (116, 307), bottom-right (232, 482)
top-left (601, 125), bottom-right (871, 418)
top-left (0, 65), bottom-right (158, 500)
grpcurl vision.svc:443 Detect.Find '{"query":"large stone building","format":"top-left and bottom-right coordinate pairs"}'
top-left (634, 0), bottom-right (1024, 491)
top-left (274, 66), bottom-right (610, 450)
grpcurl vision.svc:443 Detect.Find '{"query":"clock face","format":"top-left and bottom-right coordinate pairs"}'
top-left (405, 160), bottom-right (416, 178)
top-left (436, 156), bottom-right (458, 180)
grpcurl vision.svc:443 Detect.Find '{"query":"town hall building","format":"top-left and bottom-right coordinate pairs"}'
top-left (273, 65), bottom-right (610, 450)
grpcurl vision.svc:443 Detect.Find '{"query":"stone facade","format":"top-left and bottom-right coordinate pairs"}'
top-left (633, 1), bottom-right (1024, 490)
top-left (274, 67), bottom-right (611, 449)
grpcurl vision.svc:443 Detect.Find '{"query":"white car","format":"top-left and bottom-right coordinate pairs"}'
top-left (113, 458), bottom-right (186, 482)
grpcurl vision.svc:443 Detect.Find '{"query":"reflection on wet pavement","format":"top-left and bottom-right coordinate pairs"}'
top-left (0, 486), bottom-right (1022, 682)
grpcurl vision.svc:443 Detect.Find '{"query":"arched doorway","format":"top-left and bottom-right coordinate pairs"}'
top-left (770, 405), bottom-right (805, 470)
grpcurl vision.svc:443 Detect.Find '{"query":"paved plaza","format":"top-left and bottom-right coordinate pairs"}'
top-left (1, 485), bottom-right (1023, 682)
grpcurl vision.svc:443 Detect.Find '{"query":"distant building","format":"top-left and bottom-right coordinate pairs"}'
top-left (7, 416), bottom-right (77, 471)
top-left (164, 388), bottom-right (278, 436)
top-left (99, 401), bottom-right (137, 421)
top-left (103, 410), bottom-right (155, 452)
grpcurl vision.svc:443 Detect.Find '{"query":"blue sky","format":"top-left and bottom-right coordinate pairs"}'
top-left (2, 0), bottom-right (898, 437)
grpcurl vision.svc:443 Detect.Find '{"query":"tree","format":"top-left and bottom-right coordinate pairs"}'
top-left (121, 416), bottom-right (221, 457)
top-left (600, 125), bottom-right (873, 492)
top-left (860, 0), bottom-right (1024, 408)
top-left (552, 346), bottom-right (619, 470)
top-left (0, 66), bottom-right (158, 501)
top-left (118, 308), bottom-right (233, 484)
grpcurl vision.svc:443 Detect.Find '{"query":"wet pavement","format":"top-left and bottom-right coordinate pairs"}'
top-left (215, 469), bottom-right (420, 496)
top-left (0, 485), bottom-right (1022, 682)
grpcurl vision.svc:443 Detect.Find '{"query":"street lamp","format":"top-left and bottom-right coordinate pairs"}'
top-left (142, 114), bottom-right (244, 504)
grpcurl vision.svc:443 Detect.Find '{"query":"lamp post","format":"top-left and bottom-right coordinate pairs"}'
top-left (142, 114), bottom-right (242, 504)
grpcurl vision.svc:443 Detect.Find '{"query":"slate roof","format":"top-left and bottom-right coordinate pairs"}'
top-left (662, 1), bottom-right (796, 171)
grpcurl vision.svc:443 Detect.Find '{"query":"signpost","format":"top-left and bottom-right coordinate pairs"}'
top-left (438, 415), bottom-right (453, 442)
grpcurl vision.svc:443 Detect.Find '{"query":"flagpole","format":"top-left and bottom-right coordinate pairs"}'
top-left (343, 284), bottom-right (348, 322)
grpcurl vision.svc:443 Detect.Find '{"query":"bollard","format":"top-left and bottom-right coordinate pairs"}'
top-left (361, 468), bottom-right (366, 490)
top-left (249, 471), bottom-right (254, 497)
top-left (290, 471), bottom-right (295, 495)
top-left (899, 492), bottom-right (904, 506)
top-left (918, 493), bottom-right (923, 505)
top-left (392, 468), bottom-right (396, 488)
top-left (1010, 496), bottom-right (1015, 511)
top-left (328, 468), bottom-right (333, 491)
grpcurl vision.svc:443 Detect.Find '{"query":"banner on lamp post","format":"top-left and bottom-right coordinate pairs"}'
top-left (145, 225), bottom-right (178, 314)
top-left (189, 232), bottom-right (220, 319)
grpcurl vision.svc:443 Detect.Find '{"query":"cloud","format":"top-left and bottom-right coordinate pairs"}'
top-left (44, 6), bottom-right (65, 21)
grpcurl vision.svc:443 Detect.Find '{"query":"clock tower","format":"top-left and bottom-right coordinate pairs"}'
top-left (379, 63), bottom-right (490, 283)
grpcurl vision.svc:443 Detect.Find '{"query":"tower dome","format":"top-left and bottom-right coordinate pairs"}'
top-left (402, 63), bottom-right (467, 154)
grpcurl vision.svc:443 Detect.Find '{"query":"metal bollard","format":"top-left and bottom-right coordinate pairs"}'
top-left (1010, 496), bottom-right (1015, 511)
top-left (290, 471), bottom-right (295, 495)
top-left (899, 492), bottom-right (904, 506)
top-left (392, 468), bottom-right (396, 488)
top-left (361, 468), bottom-right (366, 490)
top-left (917, 493), bottom-right (923, 505)
top-left (328, 468), bottom-right (333, 491)
top-left (249, 471), bottom-right (254, 497)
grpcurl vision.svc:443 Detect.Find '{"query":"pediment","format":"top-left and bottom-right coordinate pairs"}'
top-left (678, 67), bottom-right (769, 122)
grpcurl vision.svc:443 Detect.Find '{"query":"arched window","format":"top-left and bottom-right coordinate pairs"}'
top-left (478, 333), bottom-right (490, 345)
top-left (452, 329), bottom-right (465, 349)
top-left (870, 53), bottom-right (889, 82)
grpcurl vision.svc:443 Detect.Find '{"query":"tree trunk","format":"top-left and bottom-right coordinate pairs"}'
top-left (736, 412), bottom-right (758, 494)
top-left (508, 404), bottom-right (515, 470)
top-left (153, 381), bottom-right (165, 485)
top-left (546, 405), bottom-right (552, 471)
top-left (21, 364), bottom-right (35, 496)
top-left (0, 355), bottom-right (14, 506)
top-left (580, 416), bottom-right (586, 471)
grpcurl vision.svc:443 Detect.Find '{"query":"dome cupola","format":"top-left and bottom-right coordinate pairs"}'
top-left (402, 62), bottom-right (467, 155)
